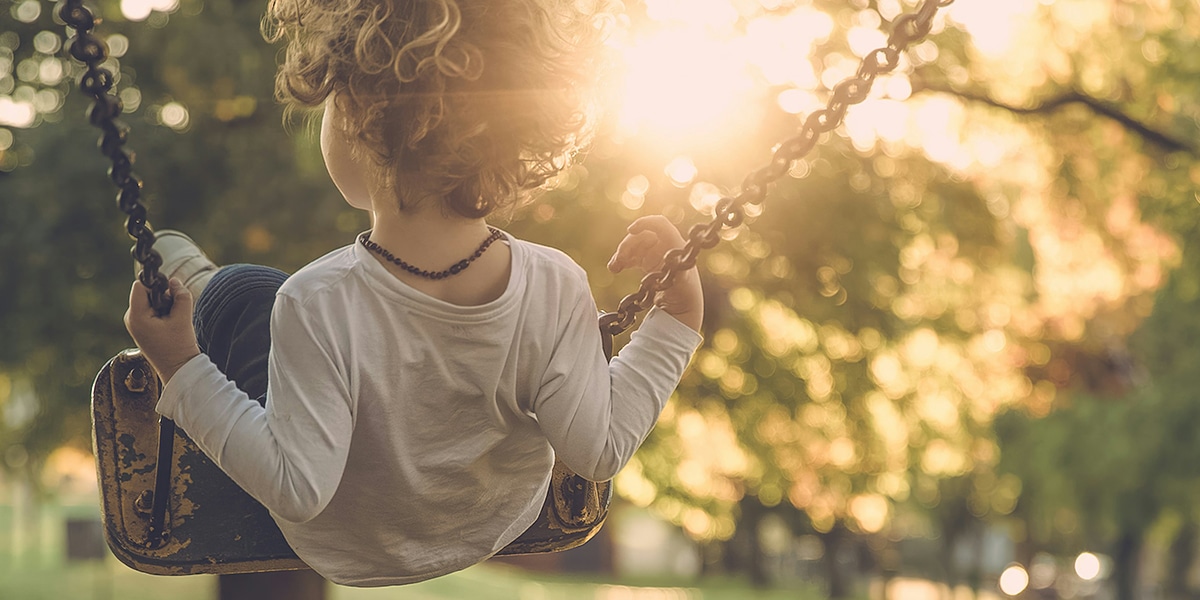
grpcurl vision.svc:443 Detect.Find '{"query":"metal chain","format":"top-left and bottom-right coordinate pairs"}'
top-left (600, 0), bottom-right (954, 337)
top-left (60, 1), bottom-right (172, 315)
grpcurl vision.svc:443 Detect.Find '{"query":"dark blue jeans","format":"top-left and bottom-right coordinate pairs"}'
top-left (193, 264), bottom-right (288, 406)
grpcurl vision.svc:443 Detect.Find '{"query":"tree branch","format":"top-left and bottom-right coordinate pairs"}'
top-left (911, 78), bottom-right (1195, 155)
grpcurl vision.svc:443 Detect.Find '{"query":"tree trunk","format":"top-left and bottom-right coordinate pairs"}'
top-left (966, 524), bottom-right (985, 594)
top-left (1167, 521), bottom-right (1198, 600)
top-left (698, 540), bottom-right (723, 577)
top-left (1112, 531), bottom-right (1143, 600)
top-left (720, 497), bottom-right (772, 587)
top-left (821, 522), bottom-right (851, 599)
top-left (741, 496), bottom-right (769, 588)
top-left (218, 571), bottom-right (327, 600)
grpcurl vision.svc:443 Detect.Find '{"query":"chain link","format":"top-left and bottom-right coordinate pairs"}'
top-left (603, 0), bottom-right (953, 337)
top-left (61, 0), bottom-right (172, 315)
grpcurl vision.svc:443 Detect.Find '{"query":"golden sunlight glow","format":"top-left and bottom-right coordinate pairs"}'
top-left (743, 9), bottom-right (832, 87)
top-left (622, 174), bottom-right (650, 210)
top-left (688, 181), bottom-right (721, 214)
top-left (849, 494), bottom-right (888, 533)
top-left (777, 88), bottom-right (819, 115)
top-left (944, 0), bottom-right (1039, 59)
top-left (607, 0), bottom-right (1067, 177)
top-left (614, 458), bottom-right (658, 508)
top-left (644, 0), bottom-right (738, 28)
top-left (613, 3), bottom-right (836, 142)
top-left (664, 155), bottom-right (698, 187)
top-left (616, 27), bottom-right (755, 138)
top-left (602, 0), bottom-right (1187, 554)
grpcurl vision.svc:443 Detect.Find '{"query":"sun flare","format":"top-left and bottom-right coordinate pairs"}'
top-left (608, 0), bottom-right (1046, 174)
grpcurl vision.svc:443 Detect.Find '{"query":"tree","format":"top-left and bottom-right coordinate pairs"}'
top-left (594, 0), bottom-right (1192, 595)
top-left (4, 0), bottom-right (1199, 597)
top-left (2, 0), bottom-right (348, 597)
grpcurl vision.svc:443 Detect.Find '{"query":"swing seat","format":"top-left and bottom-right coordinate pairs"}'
top-left (92, 349), bottom-right (612, 575)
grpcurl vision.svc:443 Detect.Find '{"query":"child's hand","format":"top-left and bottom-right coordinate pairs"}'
top-left (125, 278), bottom-right (201, 385)
top-left (608, 215), bottom-right (704, 332)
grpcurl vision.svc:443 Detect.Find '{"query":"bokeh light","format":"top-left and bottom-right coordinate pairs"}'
top-left (1075, 552), bottom-right (1101, 581)
top-left (32, 31), bottom-right (61, 55)
top-left (121, 0), bottom-right (180, 22)
top-left (688, 182), bottom-right (721, 214)
top-left (998, 564), bottom-right (1030, 596)
top-left (849, 494), bottom-right (888, 533)
top-left (0, 96), bottom-right (35, 128)
top-left (107, 34), bottom-right (131, 58)
top-left (622, 174), bottom-right (650, 210)
top-left (664, 156), bottom-right (697, 187)
top-left (38, 59), bottom-right (63, 86)
top-left (159, 102), bottom-right (189, 130)
top-left (12, 0), bottom-right (40, 23)
top-left (119, 88), bottom-right (142, 113)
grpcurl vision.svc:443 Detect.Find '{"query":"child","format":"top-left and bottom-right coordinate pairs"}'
top-left (123, 0), bottom-right (703, 587)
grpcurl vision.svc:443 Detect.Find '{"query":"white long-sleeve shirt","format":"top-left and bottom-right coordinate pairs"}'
top-left (157, 231), bottom-right (702, 586)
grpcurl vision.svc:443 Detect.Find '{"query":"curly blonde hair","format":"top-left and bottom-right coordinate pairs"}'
top-left (264, 0), bottom-right (606, 218)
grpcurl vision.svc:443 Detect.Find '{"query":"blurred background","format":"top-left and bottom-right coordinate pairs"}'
top-left (2, 0), bottom-right (1198, 598)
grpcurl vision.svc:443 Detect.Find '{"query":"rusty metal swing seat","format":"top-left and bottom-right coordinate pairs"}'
top-left (93, 348), bottom-right (612, 575)
top-left (63, 0), bottom-right (950, 577)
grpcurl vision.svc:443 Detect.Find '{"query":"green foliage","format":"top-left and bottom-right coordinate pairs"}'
top-left (2, 0), bottom-right (1200, 592)
top-left (0, 0), bottom-right (350, 478)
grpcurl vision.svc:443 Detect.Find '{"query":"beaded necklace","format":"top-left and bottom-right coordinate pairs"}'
top-left (358, 227), bottom-right (504, 280)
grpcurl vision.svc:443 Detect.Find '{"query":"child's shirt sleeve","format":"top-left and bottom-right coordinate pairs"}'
top-left (155, 293), bottom-right (353, 524)
top-left (532, 285), bottom-right (703, 481)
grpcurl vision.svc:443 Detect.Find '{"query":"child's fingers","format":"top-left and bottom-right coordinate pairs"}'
top-left (125, 280), bottom-right (148, 335)
top-left (128, 280), bottom-right (151, 315)
top-left (608, 230), bottom-right (658, 272)
top-left (626, 216), bottom-right (663, 236)
top-left (127, 279), bottom-right (195, 328)
top-left (168, 278), bottom-right (193, 317)
top-left (129, 279), bottom-right (146, 306)
top-left (627, 215), bottom-right (683, 244)
top-left (611, 216), bottom-right (689, 272)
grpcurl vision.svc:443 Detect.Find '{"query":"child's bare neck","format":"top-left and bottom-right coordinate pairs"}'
top-left (366, 207), bottom-right (511, 306)
top-left (373, 207), bottom-right (487, 249)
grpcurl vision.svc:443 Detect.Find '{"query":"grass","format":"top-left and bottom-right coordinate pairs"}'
top-left (0, 501), bottom-right (827, 599)
top-left (0, 558), bottom-right (827, 600)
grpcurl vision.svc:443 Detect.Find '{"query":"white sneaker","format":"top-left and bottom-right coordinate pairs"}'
top-left (137, 230), bottom-right (219, 298)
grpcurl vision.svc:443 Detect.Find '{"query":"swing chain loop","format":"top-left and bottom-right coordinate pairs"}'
top-left (662, 247), bottom-right (689, 273)
top-left (690, 225), bottom-right (714, 247)
top-left (763, 153), bottom-right (791, 180)
top-left (832, 79), bottom-right (870, 106)
top-left (604, 0), bottom-right (952, 337)
top-left (61, 0), bottom-right (173, 316)
top-left (714, 198), bottom-right (745, 228)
